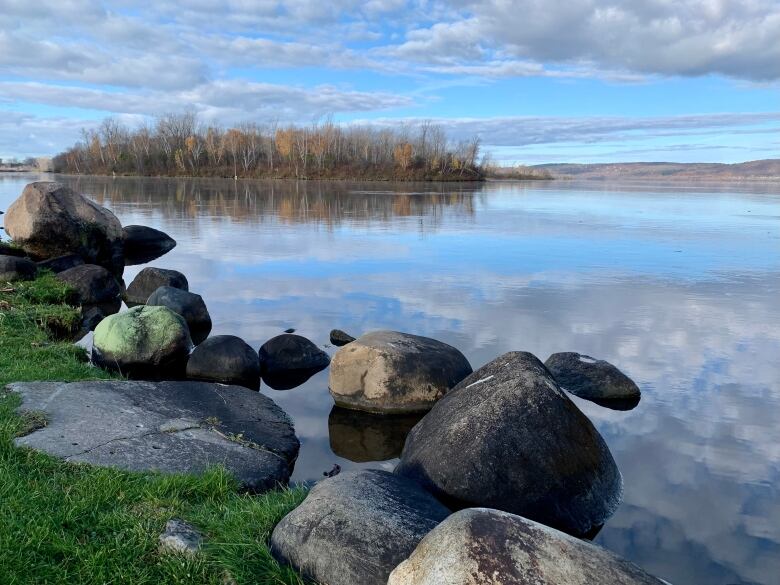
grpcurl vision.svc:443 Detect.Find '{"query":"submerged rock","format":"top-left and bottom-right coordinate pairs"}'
top-left (56, 264), bottom-right (121, 306)
top-left (123, 225), bottom-right (176, 266)
top-left (328, 406), bottom-right (423, 463)
top-left (271, 469), bottom-right (450, 585)
top-left (37, 254), bottom-right (85, 274)
top-left (388, 508), bottom-right (667, 585)
top-left (0, 255), bottom-right (37, 282)
top-left (329, 328), bottom-right (356, 346)
top-left (187, 335), bottom-right (261, 390)
top-left (11, 380), bottom-right (299, 491)
top-left (4, 182), bottom-right (124, 275)
top-left (259, 334), bottom-right (329, 389)
top-left (125, 267), bottom-right (188, 306)
top-left (92, 305), bottom-right (192, 379)
top-left (147, 286), bottom-right (212, 345)
top-left (545, 352), bottom-right (641, 407)
top-left (329, 331), bottom-right (472, 414)
top-left (395, 351), bottom-right (623, 537)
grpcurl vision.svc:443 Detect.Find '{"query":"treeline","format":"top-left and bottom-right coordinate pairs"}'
top-left (53, 114), bottom-right (484, 181)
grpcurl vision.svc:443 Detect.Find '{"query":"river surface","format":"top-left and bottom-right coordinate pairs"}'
top-left (1, 173), bottom-right (779, 585)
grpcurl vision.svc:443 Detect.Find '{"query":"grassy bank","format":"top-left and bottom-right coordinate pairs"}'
top-left (0, 275), bottom-right (307, 585)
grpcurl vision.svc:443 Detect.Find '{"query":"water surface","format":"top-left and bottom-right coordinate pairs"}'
top-left (2, 173), bottom-right (779, 585)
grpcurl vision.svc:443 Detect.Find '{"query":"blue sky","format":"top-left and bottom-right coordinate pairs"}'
top-left (1, 0), bottom-right (779, 163)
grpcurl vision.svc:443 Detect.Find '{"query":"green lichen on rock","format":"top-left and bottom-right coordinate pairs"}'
top-left (93, 305), bottom-right (193, 377)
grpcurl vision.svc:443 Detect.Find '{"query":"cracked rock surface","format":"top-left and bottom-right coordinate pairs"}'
top-left (10, 380), bottom-right (299, 491)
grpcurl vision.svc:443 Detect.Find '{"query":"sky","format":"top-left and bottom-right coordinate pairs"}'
top-left (0, 0), bottom-right (779, 164)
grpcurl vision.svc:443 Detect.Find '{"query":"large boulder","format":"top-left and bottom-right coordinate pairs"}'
top-left (56, 264), bottom-right (121, 306)
top-left (11, 380), bottom-right (299, 492)
top-left (0, 255), bottom-right (37, 282)
top-left (187, 335), bottom-right (261, 390)
top-left (388, 508), bottom-right (667, 585)
top-left (329, 331), bottom-right (472, 414)
top-left (328, 406), bottom-right (423, 463)
top-left (271, 470), bottom-right (450, 585)
top-left (146, 286), bottom-right (212, 345)
top-left (122, 225), bottom-right (176, 266)
top-left (259, 333), bottom-right (330, 390)
top-left (4, 182), bottom-right (123, 274)
top-left (545, 352), bottom-right (641, 407)
top-left (125, 267), bottom-right (188, 306)
top-left (395, 351), bottom-right (623, 537)
top-left (92, 305), bottom-right (193, 378)
top-left (37, 254), bottom-right (84, 274)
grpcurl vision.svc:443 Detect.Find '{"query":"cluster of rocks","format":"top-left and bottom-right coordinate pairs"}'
top-left (3, 181), bottom-right (663, 583)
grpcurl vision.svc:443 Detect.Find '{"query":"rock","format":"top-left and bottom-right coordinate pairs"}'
top-left (125, 267), bottom-right (188, 306)
top-left (0, 241), bottom-right (29, 257)
top-left (0, 255), bottom-right (37, 282)
top-left (395, 351), bottom-right (623, 537)
top-left (123, 225), bottom-right (177, 266)
top-left (329, 331), bottom-right (472, 414)
top-left (92, 305), bottom-right (193, 379)
top-left (388, 508), bottom-right (666, 585)
top-left (159, 518), bottom-right (203, 557)
top-left (545, 352), bottom-right (641, 407)
top-left (187, 335), bottom-right (261, 390)
top-left (36, 254), bottom-right (84, 274)
top-left (11, 380), bottom-right (299, 491)
top-left (146, 286), bottom-right (212, 345)
top-left (330, 328), bottom-right (356, 346)
top-left (328, 406), bottom-right (423, 463)
top-left (4, 182), bottom-right (123, 274)
top-left (56, 264), bottom-right (121, 306)
top-left (259, 334), bottom-right (330, 390)
top-left (271, 470), bottom-right (450, 585)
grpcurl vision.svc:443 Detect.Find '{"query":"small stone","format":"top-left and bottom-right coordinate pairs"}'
top-left (545, 352), bottom-right (641, 407)
top-left (0, 255), bottom-right (37, 282)
top-left (329, 329), bottom-right (356, 346)
top-left (158, 518), bottom-right (203, 557)
top-left (36, 254), bottom-right (84, 274)
top-left (125, 267), bottom-right (188, 306)
top-left (56, 264), bottom-right (121, 305)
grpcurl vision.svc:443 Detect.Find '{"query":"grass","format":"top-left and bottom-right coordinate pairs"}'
top-left (0, 274), bottom-right (308, 584)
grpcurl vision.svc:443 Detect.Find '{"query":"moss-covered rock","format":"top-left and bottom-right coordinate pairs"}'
top-left (92, 305), bottom-right (192, 379)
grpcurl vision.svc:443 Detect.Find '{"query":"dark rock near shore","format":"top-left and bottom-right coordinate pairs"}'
top-left (147, 286), bottom-right (212, 345)
top-left (187, 335), bottom-right (261, 390)
top-left (330, 329), bottom-right (356, 346)
top-left (0, 255), bottom-right (37, 282)
top-left (123, 225), bottom-right (177, 266)
top-left (4, 182), bottom-right (124, 275)
top-left (56, 264), bottom-right (121, 305)
top-left (395, 351), bottom-right (623, 537)
top-left (545, 352), bottom-right (641, 407)
top-left (125, 267), bottom-right (188, 306)
top-left (388, 508), bottom-right (667, 585)
top-left (328, 406), bottom-right (423, 462)
top-left (271, 469), bottom-right (450, 585)
top-left (329, 331), bottom-right (472, 414)
top-left (11, 380), bottom-right (299, 491)
top-left (92, 305), bottom-right (192, 379)
top-left (37, 254), bottom-right (84, 274)
top-left (0, 241), bottom-right (28, 258)
top-left (259, 334), bottom-right (330, 389)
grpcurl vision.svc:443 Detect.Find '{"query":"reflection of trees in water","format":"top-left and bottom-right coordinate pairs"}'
top-left (64, 176), bottom-right (478, 229)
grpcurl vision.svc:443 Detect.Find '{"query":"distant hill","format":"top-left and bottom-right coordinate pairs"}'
top-left (534, 159), bottom-right (780, 181)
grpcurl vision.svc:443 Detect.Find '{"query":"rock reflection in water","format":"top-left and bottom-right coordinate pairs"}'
top-left (328, 406), bottom-right (423, 463)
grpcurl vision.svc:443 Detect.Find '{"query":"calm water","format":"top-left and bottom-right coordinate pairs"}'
top-left (2, 173), bottom-right (780, 585)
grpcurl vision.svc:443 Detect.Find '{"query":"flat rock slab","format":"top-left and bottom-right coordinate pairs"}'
top-left (10, 380), bottom-right (299, 492)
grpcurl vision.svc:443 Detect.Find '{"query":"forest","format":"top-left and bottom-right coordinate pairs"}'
top-left (52, 114), bottom-right (487, 181)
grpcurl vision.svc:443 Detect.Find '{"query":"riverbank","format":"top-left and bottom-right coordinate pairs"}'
top-left (0, 274), bottom-right (307, 585)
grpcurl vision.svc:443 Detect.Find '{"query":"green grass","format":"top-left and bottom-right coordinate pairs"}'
top-left (0, 275), bottom-right (308, 584)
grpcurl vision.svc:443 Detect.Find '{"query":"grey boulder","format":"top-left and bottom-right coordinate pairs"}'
top-left (395, 351), bottom-right (623, 537)
top-left (55, 264), bottom-right (121, 306)
top-left (259, 333), bottom-right (330, 390)
top-left (329, 330), bottom-right (472, 414)
top-left (4, 182), bottom-right (124, 275)
top-left (388, 508), bottom-right (667, 585)
top-left (187, 335), bottom-right (261, 390)
top-left (123, 225), bottom-right (176, 266)
top-left (11, 380), bottom-right (299, 492)
top-left (125, 267), bottom-right (188, 306)
top-left (271, 469), bottom-right (450, 585)
top-left (147, 286), bottom-right (212, 345)
top-left (0, 255), bottom-right (37, 282)
top-left (545, 352), bottom-right (641, 407)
